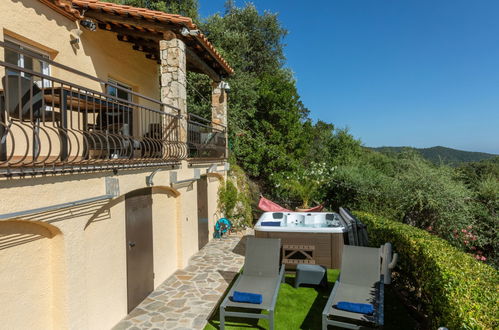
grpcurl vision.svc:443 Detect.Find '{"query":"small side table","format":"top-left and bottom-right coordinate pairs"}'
top-left (295, 264), bottom-right (327, 288)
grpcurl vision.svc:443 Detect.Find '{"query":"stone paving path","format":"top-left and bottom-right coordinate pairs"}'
top-left (113, 231), bottom-right (252, 330)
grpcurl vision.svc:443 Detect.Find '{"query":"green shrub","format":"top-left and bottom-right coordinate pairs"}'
top-left (330, 153), bottom-right (477, 250)
top-left (218, 163), bottom-right (254, 228)
top-left (354, 211), bottom-right (498, 329)
top-left (328, 165), bottom-right (400, 218)
top-left (395, 156), bottom-right (474, 241)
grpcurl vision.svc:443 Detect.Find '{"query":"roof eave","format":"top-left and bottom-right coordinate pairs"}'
top-left (38, 0), bottom-right (83, 20)
top-left (70, 0), bottom-right (234, 76)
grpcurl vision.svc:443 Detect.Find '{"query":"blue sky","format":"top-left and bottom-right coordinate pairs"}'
top-left (199, 1), bottom-right (499, 154)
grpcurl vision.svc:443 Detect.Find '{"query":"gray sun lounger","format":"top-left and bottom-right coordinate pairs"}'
top-left (220, 237), bottom-right (285, 330)
top-left (322, 245), bottom-right (384, 329)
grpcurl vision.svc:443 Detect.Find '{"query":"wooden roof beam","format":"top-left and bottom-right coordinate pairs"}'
top-left (186, 47), bottom-right (221, 82)
top-left (106, 25), bottom-right (163, 43)
top-left (85, 11), bottom-right (181, 32)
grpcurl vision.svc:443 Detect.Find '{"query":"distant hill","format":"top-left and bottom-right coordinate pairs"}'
top-left (369, 146), bottom-right (498, 165)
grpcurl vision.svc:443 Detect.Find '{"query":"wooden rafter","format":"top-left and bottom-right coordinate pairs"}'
top-left (98, 23), bottom-right (163, 42)
top-left (186, 48), bottom-right (221, 82)
top-left (91, 12), bottom-right (225, 75)
top-left (85, 11), bottom-right (181, 32)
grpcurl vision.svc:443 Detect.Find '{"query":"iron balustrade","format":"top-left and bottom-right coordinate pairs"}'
top-left (187, 113), bottom-right (227, 160)
top-left (0, 40), bottom-right (189, 175)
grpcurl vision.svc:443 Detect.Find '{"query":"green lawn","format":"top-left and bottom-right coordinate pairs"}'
top-left (205, 269), bottom-right (419, 330)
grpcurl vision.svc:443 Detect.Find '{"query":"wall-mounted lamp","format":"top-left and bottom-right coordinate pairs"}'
top-left (70, 28), bottom-right (83, 45)
top-left (220, 81), bottom-right (231, 93)
top-left (80, 19), bottom-right (97, 31)
top-left (180, 27), bottom-right (200, 36)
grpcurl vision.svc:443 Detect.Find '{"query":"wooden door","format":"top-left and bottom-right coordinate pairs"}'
top-left (125, 188), bottom-right (154, 313)
top-left (197, 176), bottom-right (209, 250)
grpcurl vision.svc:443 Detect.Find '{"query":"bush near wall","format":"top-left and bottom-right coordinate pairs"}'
top-left (353, 211), bottom-right (498, 330)
top-left (218, 163), bottom-right (254, 228)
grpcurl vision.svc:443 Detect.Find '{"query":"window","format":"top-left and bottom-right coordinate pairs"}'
top-left (106, 79), bottom-right (133, 136)
top-left (107, 79), bottom-right (132, 101)
top-left (4, 37), bottom-right (50, 87)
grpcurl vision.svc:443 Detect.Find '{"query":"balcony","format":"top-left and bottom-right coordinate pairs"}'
top-left (187, 113), bottom-right (227, 160)
top-left (0, 41), bottom-right (226, 176)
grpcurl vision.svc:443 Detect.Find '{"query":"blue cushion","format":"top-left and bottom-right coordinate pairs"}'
top-left (336, 301), bottom-right (374, 314)
top-left (232, 291), bottom-right (263, 304)
top-left (261, 221), bottom-right (281, 227)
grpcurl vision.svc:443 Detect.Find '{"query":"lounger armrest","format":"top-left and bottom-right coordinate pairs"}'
top-left (279, 264), bottom-right (285, 283)
top-left (269, 264), bottom-right (286, 312)
top-left (377, 274), bottom-right (385, 326)
top-left (322, 280), bottom-right (339, 320)
top-left (220, 274), bottom-right (243, 309)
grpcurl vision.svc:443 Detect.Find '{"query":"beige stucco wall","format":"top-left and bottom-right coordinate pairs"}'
top-left (0, 162), bottom-right (224, 329)
top-left (0, 0), bottom-right (160, 101)
top-left (207, 175), bottom-right (223, 237)
top-left (0, 0), bottom-right (162, 159)
top-left (152, 190), bottom-right (179, 287)
top-left (0, 221), bottom-right (55, 330)
top-left (176, 165), bottom-right (200, 267)
top-left (84, 199), bottom-right (127, 330)
top-left (0, 2), bottom-right (227, 329)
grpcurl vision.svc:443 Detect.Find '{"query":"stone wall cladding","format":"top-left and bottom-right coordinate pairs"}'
top-left (211, 82), bottom-right (228, 127)
top-left (160, 38), bottom-right (187, 142)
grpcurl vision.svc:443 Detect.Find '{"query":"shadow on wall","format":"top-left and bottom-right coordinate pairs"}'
top-left (84, 185), bottom-right (181, 230)
top-left (20, 199), bottom-right (112, 225)
top-left (0, 219), bottom-right (60, 250)
top-left (0, 169), bottom-right (146, 190)
top-left (12, 0), bottom-right (76, 30)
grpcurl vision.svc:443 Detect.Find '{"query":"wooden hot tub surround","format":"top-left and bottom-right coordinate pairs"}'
top-left (254, 230), bottom-right (345, 269)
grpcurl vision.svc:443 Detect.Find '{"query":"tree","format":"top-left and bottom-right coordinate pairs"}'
top-left (104, 0), bottom-right (199, 22)
top-left (195, 3), bottom-right (308, 179)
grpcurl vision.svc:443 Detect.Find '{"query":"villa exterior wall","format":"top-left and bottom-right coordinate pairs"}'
top-left (152, 191), bottom-right (179, 287)
top-left (84, 197), bottom-right (128, 330)
top-left (0, 2), bottom-right (229, 329)
top-left (0, 222), bottom-right (54, 330)
top-left (178, 179), bottom-right (200, 267)
top-left (0, 164), bottom-right (226, 329)
top-left (0, 0), bottom-right (160, 102)
top-left (207, 176), bottom-right (222, 237)
top-left (0, 0), bottom-right (162, 159)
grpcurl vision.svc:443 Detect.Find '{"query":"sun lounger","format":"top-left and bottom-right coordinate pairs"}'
top-left (220, 237), bottom-right (285, 330)
top-left (322, 245), bottom-right (384, 329)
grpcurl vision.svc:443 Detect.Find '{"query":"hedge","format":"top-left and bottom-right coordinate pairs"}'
top-left (353, 211), bottom-right (498, 330)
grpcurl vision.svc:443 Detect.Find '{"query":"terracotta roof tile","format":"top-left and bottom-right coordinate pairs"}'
top-left (70, 0), bottom-right (233, 75)
top-left (38, 0), bottom-right (83, 19)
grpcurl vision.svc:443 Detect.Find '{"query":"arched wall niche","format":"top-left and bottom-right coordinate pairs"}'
top-left (84, 185), bottom-right (180, 230)
top-left (0, 219), bottom-right (62, 238)
top-left (0, 219), bottom-right (63, 330)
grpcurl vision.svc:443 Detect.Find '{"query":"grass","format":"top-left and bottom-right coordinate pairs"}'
top-left (205, 269), bottom-right (419, 330)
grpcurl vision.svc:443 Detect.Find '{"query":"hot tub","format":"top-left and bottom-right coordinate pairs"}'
top-left (254, 212), bottom-right (346, 269)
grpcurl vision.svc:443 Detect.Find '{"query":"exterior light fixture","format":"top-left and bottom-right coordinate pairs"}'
top-left (80, 19), bottom-right (97, 31)
top-left (220, 81), bottom-right (230, 93)
top-left (70, 28), bottom-right (83, 45)
top-left (180, 27), bottom-right (200, 36)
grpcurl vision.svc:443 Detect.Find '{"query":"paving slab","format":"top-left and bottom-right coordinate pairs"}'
top-left (112, 230), bottom-right (252, 329)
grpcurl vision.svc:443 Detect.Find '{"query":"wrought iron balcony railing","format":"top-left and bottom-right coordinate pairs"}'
top-left (0, 40), bottom-right (191, 176)
top-left (187, 113), bottom-right (227, 160)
